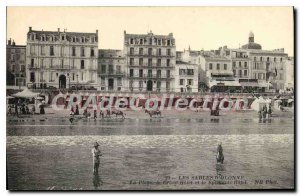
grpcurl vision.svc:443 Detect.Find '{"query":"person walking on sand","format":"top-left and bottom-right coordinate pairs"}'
top-left (92, 142), bottom-right (102, 174)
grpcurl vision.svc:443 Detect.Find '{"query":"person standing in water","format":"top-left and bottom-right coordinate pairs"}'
top-left (92, 142), bottom-right (102, 174)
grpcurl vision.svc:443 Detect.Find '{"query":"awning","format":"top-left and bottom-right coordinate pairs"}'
top-left (240, 82), bottom-right (260, 87)
top-left (12, 88), bottom-right (40, 98)
top-left (209, 80), bottom-right (241, 88)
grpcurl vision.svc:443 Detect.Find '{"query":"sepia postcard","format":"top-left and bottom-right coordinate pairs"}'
top-left (6, 6), bottom-right (294, 190)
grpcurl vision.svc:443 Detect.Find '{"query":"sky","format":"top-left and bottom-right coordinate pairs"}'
top-left (6, 6), bottom-right (294, 56)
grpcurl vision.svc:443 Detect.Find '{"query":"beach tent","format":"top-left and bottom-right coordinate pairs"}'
top-left (250, 96), bottom-right (271, 111)
top-left (12, 88), bottom-right (40, 99)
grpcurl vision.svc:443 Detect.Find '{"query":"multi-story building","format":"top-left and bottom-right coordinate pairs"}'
top-left (98, 49), bottom-right (126, 91)
top-left (216, 32), bottom-right (288, 91)
top-left (284, 57), bottom-right (294, 91)
top-left (199, 53), bottom-right (240, 92)
top-left (6, 39), bottom-right (26, 87)
top-left (175, 61), bottom-right (198, 92)
top-left (26, 27), bottom-right (98, 90)
top-left (124, 31), bottom-right (176, 92)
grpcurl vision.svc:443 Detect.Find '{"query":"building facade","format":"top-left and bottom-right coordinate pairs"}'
top-left (98, 49), bottom-right (126, 91)
top-left (26, 27), bottom-right (98, 90)
top-left (284, 57), bottom-right (294, 91)
top-left (124, 31), bottom-right (176, 92)
top-left (175, 61), bottom-right (198, 92)
top-left (6, 39), bottom-right (26, 87)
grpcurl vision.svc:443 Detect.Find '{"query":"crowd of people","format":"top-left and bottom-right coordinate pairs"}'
top-left (258, 105), bottom-right (272, 120)
top-left (7, 98), bottom-right (45, 117)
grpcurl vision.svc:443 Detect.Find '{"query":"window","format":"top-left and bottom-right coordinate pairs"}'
top-left (166, 81), bottom-right (170, 90)
top-left (30, 72), bottom-right (35, 82)
top-left (239, 70), bottom-right (242, 77)
top-left (158, 48), bottom-right (161, 56)
top-left (158, 40), bottom-right (161, 45)
top-left (244, 70), bottom-right (247, 76)
top-left (217, 64), bottom-right (220, 70)
top-left (40, 59), bottom-right (44, 68)
top-left (187, 69), bottom-right (194, 75)
top-left (224, 64), bottom-right (227, 70)
top-left (279, 73), bottom-right (283, 80)
top-left (80, 47), bottom-right (85, 57)
top-left (188, 79), bottom-right (193, 85)
top-left (244, 62), bottom-right (247, 68)
top-left (267, 57), bottom-right (269, 62)
top-left (130, 69), bottom-right (134, 77)
top-left (130, 58), bottom-right (134, 66)
top-left (260, 57), bottom-right (263, 62)
top-left (157, 81), bottom-right (161, 89)
top-left (180, 79), bottom-right (184, 85)
top-left (179, 69), bottom-right (185, 75)
top-left (254, 57), bottom-right (256, 61)
top-left (61, 46), bottom-right (64, 56)
top-left (31, 58), bottom-right (34, 67)
top-left (116, 65), bottom-right (121, 74)
top-left (91, 48), bottom-right (95, 57)
top-left (148, 58), bottom-right (152, 66)
top-left (81, 72), bottom-right (84, 80)
top-left (274, 57), bottom-right (276, 62)
top-left (139, 81), bottom-right (143, 88)
top-left (81, 37), bottom-right (85, 43)
top-left (157, 59), bottom-right (161, 66)
top-left (80, 60), bottom-right (85, 69)
top-left (139, 58), bottom-right (143, 66)
top-left (101, 65), bottom-right (106, 73)
top-left (233, 70), bottom-right (236, 76)
top-left (167, 49), bottom-right (171, 56)
top-left (148, 70), bottom-right (152, 77)
top-left (139, 69), bottom-right (143, 77)
top-left (140, 39), bottom-right (143, 44)
top-left (130, 48), bottom-right (134, 55)
top-left (41, 46), bottom-right (45, 55)
top-left (149, 38), bottom-right (152, 45)
top-left (50, 59), bottom-right (53, 68)
top-left (50, 46), bottom-right (54, 56)
top-left (209, 63), bottom-right (213, 70)
top-left (166, 70), bottom-right (170, 78)
top-left (148, 48), bottom-right (152, 55)
top-left (109, 65), bottom-right (113, 74)
top-left (167, 40), bottom-right (170, 46)
top-left (239, 62), bottom-right (241, 67)
top-left (139, 48), bottom-right (143, 55)
top-left (72, 47), bottom-right (76, 56)
top-left (167, 59), bottom-right (170, 67)
top-left (280, 58), bottom-right (283, 62)
top-left (157, 70), bottom-right (161, 78)
top-left (130, 38), bottom-right (134, 44)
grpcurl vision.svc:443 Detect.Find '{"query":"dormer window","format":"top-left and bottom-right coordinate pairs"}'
top-left (61, 35), bottom-right (65, 41)
top-left (82, 37), bottom-right (85, 43)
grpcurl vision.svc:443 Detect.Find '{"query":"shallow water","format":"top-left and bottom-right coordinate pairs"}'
top-left (7, 112), bottom-right (294, 190)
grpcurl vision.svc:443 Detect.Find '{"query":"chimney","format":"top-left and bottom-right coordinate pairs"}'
top-left (124, 30), bottom-right (126, 35)
top-left (96, 29), bottom-right (98, 34)
top-left (58, 28), bottom-right (60, 32)
top-left (12, 40), bottom-right (15, 46)
top-left (29, 26), bottom-right (32, 31)
top-left (8, 38), bottom-right (11, 46)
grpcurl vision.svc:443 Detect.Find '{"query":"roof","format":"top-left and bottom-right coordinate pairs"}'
top-left (98, 49), bottom-right (124, 58)
top-left (241, 42), bottom-right (262, 50)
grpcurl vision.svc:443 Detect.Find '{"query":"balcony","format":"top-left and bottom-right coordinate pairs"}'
top-left (98, 70), bottom-right (125, 77)
top-left (127, 53), bottom-right (175, 57)
top-left (128, 74), bottom-right (174, 80)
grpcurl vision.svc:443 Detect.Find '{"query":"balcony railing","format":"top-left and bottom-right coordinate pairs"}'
top-left (98, 71), bottom-right (125, 76)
